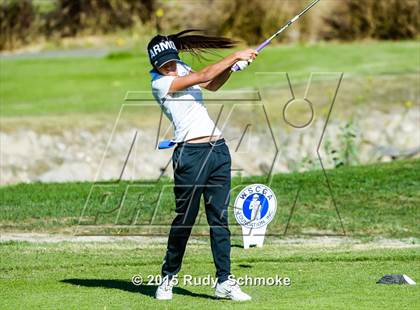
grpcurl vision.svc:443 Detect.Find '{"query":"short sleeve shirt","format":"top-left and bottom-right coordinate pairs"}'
top-left (150, 61), bottom-right (222, 142)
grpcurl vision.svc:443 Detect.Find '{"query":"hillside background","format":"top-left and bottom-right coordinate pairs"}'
top-left (0, 0), bottom-right (419, 185)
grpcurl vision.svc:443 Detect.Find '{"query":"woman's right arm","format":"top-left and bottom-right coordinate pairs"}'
top-left (168, 49), bottom-right (258, 93)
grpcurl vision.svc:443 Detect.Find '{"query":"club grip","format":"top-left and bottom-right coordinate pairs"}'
top-left (231, 63), bottom-right (241, 72)
top-left (256, 39), bottom-right (271, 52)
top-left (232, 39), bottom-right (270, 72)
top-left (231, 60), bottom-right (250, 72)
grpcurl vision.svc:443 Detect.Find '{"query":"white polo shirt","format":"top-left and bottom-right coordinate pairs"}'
top-left (150, 60), bottom-right (222, 143)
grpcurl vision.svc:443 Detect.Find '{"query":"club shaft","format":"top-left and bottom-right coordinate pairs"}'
top-left (256, 0), bottom-right (321, 52)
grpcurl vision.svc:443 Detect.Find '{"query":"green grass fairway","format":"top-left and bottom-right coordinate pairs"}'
top-left (0, 240), bottom-right (419, 309)
top-left (1, 41), bottom-right (419, 116)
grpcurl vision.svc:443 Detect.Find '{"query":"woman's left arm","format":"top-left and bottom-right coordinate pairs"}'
top-left (199, 68), bottom-right (232, 91)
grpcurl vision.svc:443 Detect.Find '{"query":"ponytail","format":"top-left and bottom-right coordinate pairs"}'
top-left (167, 29), bottom-right (238, 58)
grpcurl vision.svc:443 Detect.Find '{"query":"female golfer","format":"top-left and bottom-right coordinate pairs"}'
top-left (148, 30), bottom-right (257, 301)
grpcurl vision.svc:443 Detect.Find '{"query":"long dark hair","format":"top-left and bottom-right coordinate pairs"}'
top-left (168, 29), bottom-right (238, 58)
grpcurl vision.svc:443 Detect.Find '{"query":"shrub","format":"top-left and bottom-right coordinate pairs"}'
top-left (0, 0), bottom-right (37, 50)
top-left (322, 0), bottom-right (420, 40)
top-left (44, 0), bottom-right (155, 38)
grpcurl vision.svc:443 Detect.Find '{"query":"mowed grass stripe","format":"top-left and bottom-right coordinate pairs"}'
top-left (0, 242), bottom-right (419, 309)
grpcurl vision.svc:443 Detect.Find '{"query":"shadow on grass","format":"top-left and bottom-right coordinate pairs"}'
top-left (61, 279), bottom-right (217, 300)
top-left (238, 264), bottom-right (253, 268)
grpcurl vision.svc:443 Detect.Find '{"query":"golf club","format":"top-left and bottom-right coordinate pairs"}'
top-left (231, 0), bottom-right (321, 71)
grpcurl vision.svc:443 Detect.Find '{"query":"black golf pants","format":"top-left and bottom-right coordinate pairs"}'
top-left (161, 138), bottom-right (232, 284)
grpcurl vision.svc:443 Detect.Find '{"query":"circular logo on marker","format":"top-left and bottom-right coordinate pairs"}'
top-left (234, 184), bottom-right (277, 229)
